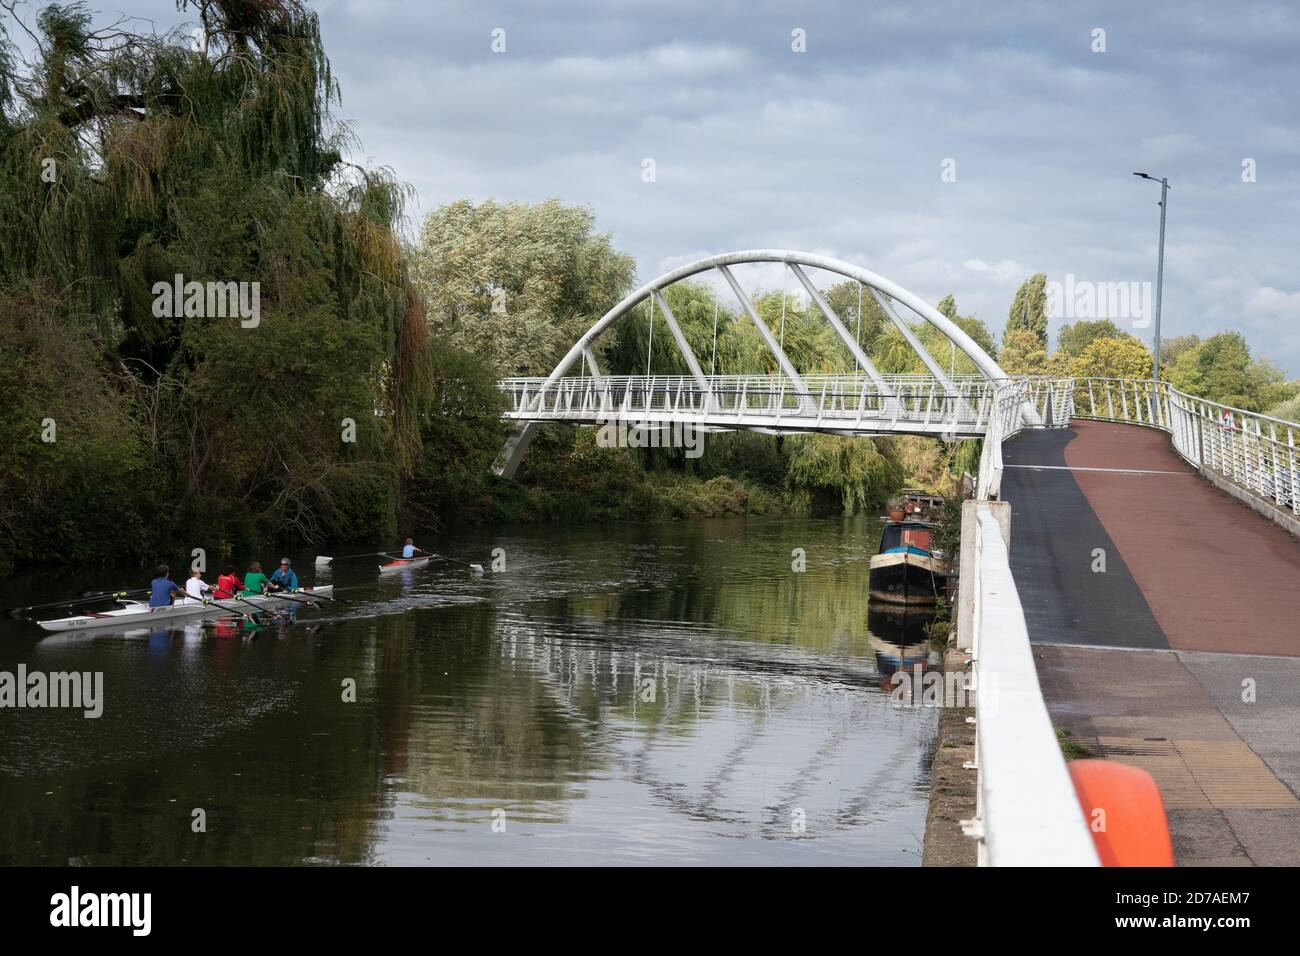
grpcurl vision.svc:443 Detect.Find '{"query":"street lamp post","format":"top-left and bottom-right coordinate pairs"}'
top-left (1133, 172), bottom-right (1170, 385)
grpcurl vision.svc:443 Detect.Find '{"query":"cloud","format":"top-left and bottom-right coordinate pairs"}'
top-left (964, 259), bottom-right (1028, 283)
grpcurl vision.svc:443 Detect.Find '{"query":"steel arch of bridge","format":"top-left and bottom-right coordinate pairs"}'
top-left (547, 249), bottom-right (1010, 389)
top-left (494, 249), bottom-right (1027, 478)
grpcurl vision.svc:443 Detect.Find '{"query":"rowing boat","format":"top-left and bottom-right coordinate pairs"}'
top-left (35, 587), bottom-right (333, 633)
top-left (378, 556), bottom-right (430, 574)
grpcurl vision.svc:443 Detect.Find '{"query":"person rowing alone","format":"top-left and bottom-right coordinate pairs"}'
top-left (400, 537), bottom-right (424, 560)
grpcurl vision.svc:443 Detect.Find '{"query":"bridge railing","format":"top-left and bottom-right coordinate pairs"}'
top-left (1073, 378), bottom-right (1299, 517)
top-left (499, 373), bottom-right (1006, 434)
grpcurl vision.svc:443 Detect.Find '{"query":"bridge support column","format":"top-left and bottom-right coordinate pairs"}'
top-left (957, 499), bottom-right (1011, 653)
top-left (493, 421), bottom-right (540, 479)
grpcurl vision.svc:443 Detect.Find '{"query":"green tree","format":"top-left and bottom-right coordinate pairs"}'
top-left (412, 199), bottom-right (635, 376)
top-left (784, 434), bottom-right (904, 515)
top-left (1070, 337), bottom-right (1152, 380)
top-left (884, 294), bottom-right (998, 375)
top-left (998, 328), bottom-right (1051, 375)
top-left (1006, 274), bottom-right (1049, 346)
top-left (825, 280), bottom-right (889, 354)
top-left (1159, 334), bottom-right (1200, 369)
top-left (1167, 332), bottom-right (1293, 411)
top-left (1057, 319), bottom-right (1126, 357)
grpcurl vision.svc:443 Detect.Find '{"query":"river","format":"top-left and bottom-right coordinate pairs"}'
top-left (0, 516), bottom-right (939, 865)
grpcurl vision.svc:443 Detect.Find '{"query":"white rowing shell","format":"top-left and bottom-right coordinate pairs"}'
top-left (36, 587), bottom-right (333, 633)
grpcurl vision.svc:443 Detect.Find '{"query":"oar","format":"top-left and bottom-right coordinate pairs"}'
top-left (413, 549), bottom-right (485, 575)
top-left (6, 589), bottom-right (149, 619)
top-left (267, 590), bottom-right (323, 609)
top-left (314, 551), bottom-right (387, 567)
top-left (77, 587), bottom-right (151, 599)
top-left (200, 597), bottom-right (261, 625)
top-left (228, 593), bottom-right (284, 623)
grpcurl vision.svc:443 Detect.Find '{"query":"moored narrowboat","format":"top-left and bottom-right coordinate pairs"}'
top-left (868, 519), bottom-right (950, 606)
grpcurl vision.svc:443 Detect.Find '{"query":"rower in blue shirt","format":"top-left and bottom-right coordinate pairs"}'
top-left (269, 557), bottom-right (298, 591)
top-left (149, 565), bottom-right (183, 608)
top-left (401, 538), bottom-right (420, 559)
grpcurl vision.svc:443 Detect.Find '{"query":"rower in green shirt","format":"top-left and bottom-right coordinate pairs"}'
top-left (240, 561), bottom-right (272, 596)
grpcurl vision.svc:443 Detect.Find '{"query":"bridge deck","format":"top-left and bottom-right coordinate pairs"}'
top-left (1002, 421), bottom-right (1300, 865)
top-left (1004, 420), bottom-right (1300, 656)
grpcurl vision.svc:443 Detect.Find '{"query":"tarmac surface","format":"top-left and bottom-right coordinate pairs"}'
top-left (1001, 421), bottom-right (1300, 865)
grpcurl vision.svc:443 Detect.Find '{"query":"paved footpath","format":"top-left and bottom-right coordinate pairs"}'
top-left (1002, 420), bottom-right (1300, 866)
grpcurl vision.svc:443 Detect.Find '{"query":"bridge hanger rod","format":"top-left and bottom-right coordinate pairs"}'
top-left (650, 288), bottom-right (712, 393)
top-left (581, 345), bottom-right (605, 389)
top-left (867, 287), bottom-right (959, 396)
top-left (717, 264), bottom-right (811, 405)
top-left (788, 263), bottom-right (893, 395)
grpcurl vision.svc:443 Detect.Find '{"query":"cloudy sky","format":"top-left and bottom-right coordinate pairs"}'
top-left (16, 1), bottom-right (1300, 372)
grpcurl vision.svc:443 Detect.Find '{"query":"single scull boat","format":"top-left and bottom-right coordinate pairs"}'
top-left (378, 556), bottom-right (430, 574)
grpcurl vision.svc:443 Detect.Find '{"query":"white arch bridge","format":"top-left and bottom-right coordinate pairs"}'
top-left (493, 249), bottom-right (1072, 493)
top-left (490, 248), bottom-right (1300, 866)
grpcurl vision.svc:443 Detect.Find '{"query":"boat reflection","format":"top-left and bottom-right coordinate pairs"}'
top-left (867, 606), bottom-right (938, 683)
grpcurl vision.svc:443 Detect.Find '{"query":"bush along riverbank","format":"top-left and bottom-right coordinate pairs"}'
top-left (461, 426), bottom-right (972, 526)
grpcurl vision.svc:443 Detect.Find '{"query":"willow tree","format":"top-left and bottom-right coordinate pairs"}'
top-left (0, 1), bottom-right (428, 565)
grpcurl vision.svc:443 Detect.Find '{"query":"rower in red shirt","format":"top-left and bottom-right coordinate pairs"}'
top-left (213, 565), bottom-right (243, 599)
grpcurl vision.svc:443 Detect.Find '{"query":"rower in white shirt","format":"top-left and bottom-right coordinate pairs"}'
top-left (184, 568), bottom-right (213, 601)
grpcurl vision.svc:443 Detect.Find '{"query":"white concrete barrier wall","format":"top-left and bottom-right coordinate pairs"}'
top-left (966, 505), bottom-right (1100, 867)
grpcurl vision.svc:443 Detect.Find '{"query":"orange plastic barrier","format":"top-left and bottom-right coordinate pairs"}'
top-left (1069, 759), bottom-right (1174, 866)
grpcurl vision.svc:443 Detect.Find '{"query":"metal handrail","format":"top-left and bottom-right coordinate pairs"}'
top-left (1073, 378), bottom-right (1299, 516)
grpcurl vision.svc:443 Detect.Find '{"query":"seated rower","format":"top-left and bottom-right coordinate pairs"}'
top-left (214, 566), bottom-right (242, 599)
top-left (401, 537), bottom-right (421, 559)
top-left (240, 561), bottom-right (272, 596)
top-left (269, 557), bottom-right (298, 591)
top-left (185, 568), bottom-right (212, 601)
top-left (149, 565), bottom-right (183, 608)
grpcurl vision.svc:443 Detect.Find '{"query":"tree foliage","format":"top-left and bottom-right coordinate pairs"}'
top-left (999, 328), bottom-right (1051, 375)
top-left (1006, 273), bottom-right (1048, 346)
top-left (411, 199), bottom-right (635, 376)
top-left (0, 1), bottom-right (474, 568)
top-left (1166, 332), bottom-right (1293, 411)
top-left (1057, 319), bottom-right (1126, 357)
top-left (1070, 336), bottom-right (1152, 380)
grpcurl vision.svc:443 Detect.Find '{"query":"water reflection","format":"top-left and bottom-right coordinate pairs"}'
top-left (0, 517), bottom-right (938, 866)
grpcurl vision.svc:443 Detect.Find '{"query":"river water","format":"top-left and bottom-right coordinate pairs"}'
top-left (0, 516), bottom-right (939, 865)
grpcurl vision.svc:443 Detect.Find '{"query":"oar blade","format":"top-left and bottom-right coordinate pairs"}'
top-left (314, 556), bottom-right (334, 567)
